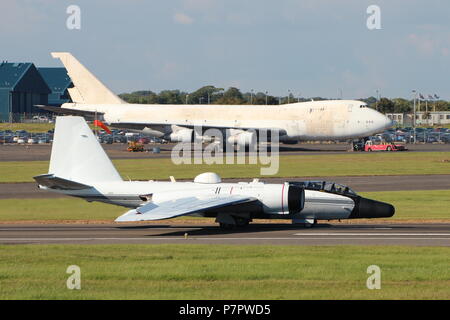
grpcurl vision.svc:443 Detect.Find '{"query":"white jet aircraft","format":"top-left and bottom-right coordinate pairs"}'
top-left (38, 52), bottom-right (393, 148)
top-left (34, 116), bottom-right (394, 228)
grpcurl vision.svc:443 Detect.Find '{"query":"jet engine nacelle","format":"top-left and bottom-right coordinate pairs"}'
top-left (169, 129), bottom-right (194, 143)
top-left (227, 131), bottom-right (257, 147)
top-left (262, 183), bottom-right (305, 214)
top-left (243, 183), bottom-right (305, 215)
top-left (286, 184), bottom-right (305, 214)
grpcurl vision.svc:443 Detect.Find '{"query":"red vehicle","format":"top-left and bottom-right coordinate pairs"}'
top-left (364, 140), bottom-right (407, 152)
top-left (138, 137), bottom-right (150, 144)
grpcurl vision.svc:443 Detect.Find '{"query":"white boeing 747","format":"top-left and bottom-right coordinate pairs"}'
top-left (34, 116), bottom-right (395, 228)
top-left (38, 52), bottom-right (393, 147)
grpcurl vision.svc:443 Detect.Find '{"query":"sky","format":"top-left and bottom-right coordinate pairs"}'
top-left (1, 0), bottom-right (449, 99)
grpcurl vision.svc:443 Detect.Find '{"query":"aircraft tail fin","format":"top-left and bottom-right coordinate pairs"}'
top-left (51, 52), bottom-right (126, 105)
top-left (48, 116), bottom-right (123, 184)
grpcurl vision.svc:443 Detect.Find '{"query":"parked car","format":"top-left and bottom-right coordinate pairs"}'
top-left (441, 134), bottom-right (450, 143)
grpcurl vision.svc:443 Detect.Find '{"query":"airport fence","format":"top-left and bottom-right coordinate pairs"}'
top-left (0, 113), bottom-right (55, 123)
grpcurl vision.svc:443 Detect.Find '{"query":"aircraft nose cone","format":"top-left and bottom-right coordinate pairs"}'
top-left (350, 197), bottom-right (395, 219)
top-left (384, 116), bottom-right (394, 129)
top-left (377, 112), bottom-right (394, 130)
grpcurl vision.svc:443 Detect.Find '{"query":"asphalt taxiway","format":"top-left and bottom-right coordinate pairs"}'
top-left (1, 142), bottom-right (448, 161)
top-left (0, 223), bottom-right (449, 246)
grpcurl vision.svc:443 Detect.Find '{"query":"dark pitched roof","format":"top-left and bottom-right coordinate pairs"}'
top-left (0, 62), bottom-right (33, 89)
top-left (38, 67), bottom-right (73, 93)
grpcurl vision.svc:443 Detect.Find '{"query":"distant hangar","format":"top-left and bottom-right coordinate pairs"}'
top-left (0, 61), bottom-right (72, 121)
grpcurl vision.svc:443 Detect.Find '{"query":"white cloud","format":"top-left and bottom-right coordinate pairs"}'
top-left (173, 12), bottom-right (194, 25)
top-left (406, 31), bottom-right (450, 57)
top-left (407, 33), bottom-right (437, 55)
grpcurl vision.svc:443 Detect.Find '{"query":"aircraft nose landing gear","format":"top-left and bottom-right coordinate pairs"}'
top-left (216, 214), bottom-right (251, 229)
top-left (292, 218), bottom-right (317, 228)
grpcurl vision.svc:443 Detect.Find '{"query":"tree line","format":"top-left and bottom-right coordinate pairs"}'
top-left (119, 86), bottom-right (450, 113)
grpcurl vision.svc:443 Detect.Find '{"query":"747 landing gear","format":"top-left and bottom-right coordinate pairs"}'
top-left (351, 137), bottom-right (369, 152)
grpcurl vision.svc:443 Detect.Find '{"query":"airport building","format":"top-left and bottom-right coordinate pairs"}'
top-left (386, 112), bottom-right (450, 126)
top-left (38, 68), bottom-right (73, 106)
top-left (0, 62), bottom-right (51, 122)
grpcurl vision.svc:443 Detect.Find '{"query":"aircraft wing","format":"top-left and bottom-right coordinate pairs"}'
top-left (34, 105), bottom-right (104, 121)
top-left (115, 195), bottom-right (257, 222)
top-left (111, 122), bottom-right (287, 136)
top-left (33, 174), bottom-right (93, 190)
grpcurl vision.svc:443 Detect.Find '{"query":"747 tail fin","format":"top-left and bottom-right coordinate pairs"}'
top-left (51, 52), bottom-right (126, 105)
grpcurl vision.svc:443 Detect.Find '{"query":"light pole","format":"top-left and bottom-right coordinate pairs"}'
top-left (412, 90), bottom-right (417, 144)
top-left (250, 89), bottom-right (254, 105)
top-left (287, 90), bottom-right (291, 104)
top-left (375, 90), bottom-right (379, 111)
top-left (265, 91), bottom-right (268, 105)
top-left (185, 94), bottom-right (189, 104)
top-left (9, 91), bottom-right (12, 124)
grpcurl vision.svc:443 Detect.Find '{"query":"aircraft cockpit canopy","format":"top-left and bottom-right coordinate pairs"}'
top-left (290, 181), bottom-right (357, 196)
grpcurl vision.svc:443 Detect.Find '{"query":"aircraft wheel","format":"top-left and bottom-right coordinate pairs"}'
top-left (386, 146), bottom-right (392, 151)
top-left (368, 148), bottom-right (372, 152)
top-left (235, 217), bottom-right (250, 227)
top-left (219, 223), bottom-right (235, 230)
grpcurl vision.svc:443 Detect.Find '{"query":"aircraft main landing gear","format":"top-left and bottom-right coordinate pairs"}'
top-left (216, 214), bottom-right (251, 229)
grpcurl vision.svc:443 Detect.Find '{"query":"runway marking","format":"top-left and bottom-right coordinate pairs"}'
top-left (0, 227), bottom-right (202, 231)
top-left (293, 233), bottom-right (450, 236)
top-left (0, 237), bottom-right (450, 242)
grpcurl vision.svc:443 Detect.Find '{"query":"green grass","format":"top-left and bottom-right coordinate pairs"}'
top-left (360, 190), bottom-right (450, 220)
top-left (0, 190), bottom-right (448, 222)
top-left (0, 245), bottom-right (448, 299)
top-left (0, 198), bottom-right (123, 221)
top-left (1, 152), bottom-right (449, 183)
top-left (0, 123), bottom-right (54, 133)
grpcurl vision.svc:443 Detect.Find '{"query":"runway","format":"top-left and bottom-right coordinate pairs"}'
top-left (1, 223), bottom-right (449, 246)
top-left (1, 142), bottom-right (448, 161)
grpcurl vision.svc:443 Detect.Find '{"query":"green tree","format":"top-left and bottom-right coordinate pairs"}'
top-left (374, 97), bottom-right (395, 113)
top-left (392, 98), bottom-right (411, 113)
top-left (157, 90), bottom-right (183, 104)
top-left (215, 87), bottom-right (245, 105)
top-left (187, 86), bottom-right (224, 104)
